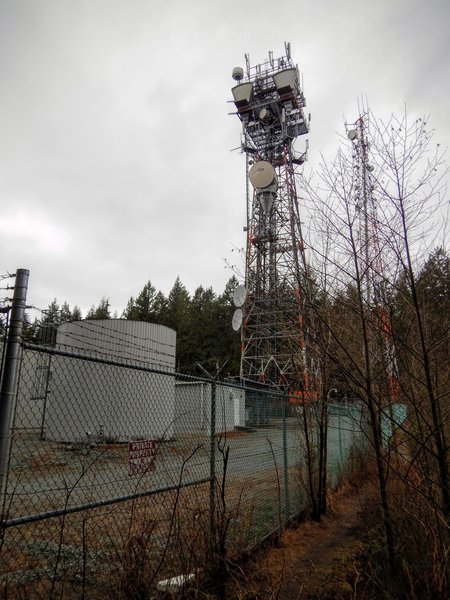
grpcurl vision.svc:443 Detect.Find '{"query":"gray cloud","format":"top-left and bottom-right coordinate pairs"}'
top-left (1, 0), bottom-right (448, 316)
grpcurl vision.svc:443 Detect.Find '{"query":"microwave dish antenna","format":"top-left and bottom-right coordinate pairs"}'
top-left (249, 161), bottom-right (277, 189)
top-left (233, 285), bottom-right (247, 308)
top-left (232, 308), bottom-right (243, 331)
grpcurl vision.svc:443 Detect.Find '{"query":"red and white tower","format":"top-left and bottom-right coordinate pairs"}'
top-left (347, 115), bottom-right (400, 404)
top-left (230, 43), bottom-right (319, 399)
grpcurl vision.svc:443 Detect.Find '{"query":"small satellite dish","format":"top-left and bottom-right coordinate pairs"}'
top-left (232, 309), bottom-right (243, 331)
top-left (232, 67), bottom-right (244, 82)
top-left (347, 129), bottom-right (358, 141)
top-left (249, 161), bottom-right (277, 189)
top-left (367, 164), bottom-right (375, 172)
top-left (233, 285), bottom-right (247, 307)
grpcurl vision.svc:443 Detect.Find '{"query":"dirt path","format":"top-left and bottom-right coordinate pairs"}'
top-left (231, 480), bottom-right (376, 599)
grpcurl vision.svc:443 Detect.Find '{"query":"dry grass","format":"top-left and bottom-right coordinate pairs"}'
top-left (1, 487), bottom-right (211, 599)
top-left (0, 471), bottom-right (293, 599)
top-left (357, 467), bottom-right (450, 599)
top-left (223, 450), bottom-right (450, 600)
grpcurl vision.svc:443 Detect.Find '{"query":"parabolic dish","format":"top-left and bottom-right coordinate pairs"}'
top-left (249, 161), bottom-right (277, 189)
top-left (232, 308), bottom-right (243, 331)
top-left (233, 284), bottom-right (247, 307)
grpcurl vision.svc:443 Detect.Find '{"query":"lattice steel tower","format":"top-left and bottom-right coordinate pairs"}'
top-left (347, 114), bottom-right (400, 404)
top-left (230, 43), bottom-right (318, 397)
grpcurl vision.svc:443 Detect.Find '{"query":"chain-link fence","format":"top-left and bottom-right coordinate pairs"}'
top-left (0, 336), bottom-right (367, 598)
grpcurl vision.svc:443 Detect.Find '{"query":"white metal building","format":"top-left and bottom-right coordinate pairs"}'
top-left (14, 349), bottom-right (48, 430)
top-left (174, 382), bottom-right (245, 436)
top-left (43, 320), bottom-right (176, 443)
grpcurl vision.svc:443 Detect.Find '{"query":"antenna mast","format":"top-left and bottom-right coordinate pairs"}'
top-left (346, 115), bottom-right (400, 405)
top-left (230, 44), bottom-right (319, 399)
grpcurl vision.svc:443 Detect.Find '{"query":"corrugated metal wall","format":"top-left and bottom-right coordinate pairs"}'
top-left (43, 320), bottom-right (176, 442)
top-left (174, 382), bottom-right (245, 435)
top-left (56, 319), bottom-right (176, 371)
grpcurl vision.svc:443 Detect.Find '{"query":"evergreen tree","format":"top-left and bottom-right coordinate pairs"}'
top-left (212, 277), bottom-right (240, 376)
top-left (23, 313), bottom-right (41, 343)
top-left (123, 281), bottom-right (157, 321)
top-left (44, 299), bottom-right (61, 324)
top-left (393, 246), bottom-right (450, 414)
top-left (165, 278), bottom-right (190, 330)
top-left (60, 301), bottom-right (72, 323)
top-left (86, 297), bottom-right (111, 320)
top-left (165, 277), bottom-right (191, 370)
top-left (187, 286), bottom-right (217, 370)
top-left (153, 291), bottom-right (168, 323)
top-left (71, 306), bottom-right (83, 321)
top-left (122, 296), bottom-right (135, 319)
top-left (39, 299), bottom-right (61, 345)
top-left (417, 247), bottom-right (449, 327)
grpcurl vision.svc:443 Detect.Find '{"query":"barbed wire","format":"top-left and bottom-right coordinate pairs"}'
top-left (23, 321), bottom-right (176, 368)
top-left (54, 342), bottom-right (175, 369)
top-left (0, 272), bottom-right (16, 280)
top-left (54, 322), bottom-right (176, 365)
top-left (25, 305), bottom-right (45, 313)
top-left (23, 310), bottom-right (178, 353)
top-left (72, 319), bottom-right (176, 350)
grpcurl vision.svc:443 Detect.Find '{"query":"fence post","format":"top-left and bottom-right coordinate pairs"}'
top-left (208, 377), bottom-right (217, 563)
top-left (0, 268), bottom-right (29, 502)
top-left (282, 391), bottom-right (290, 523)
top-left (39, 354), bottom-right (52, 440)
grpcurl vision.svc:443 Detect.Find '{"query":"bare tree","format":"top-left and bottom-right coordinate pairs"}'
top-left (301, 107), bottom-right (449, 585)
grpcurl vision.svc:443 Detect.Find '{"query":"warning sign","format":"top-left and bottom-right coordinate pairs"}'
top-left (128, 439), bottom-right (157, 475)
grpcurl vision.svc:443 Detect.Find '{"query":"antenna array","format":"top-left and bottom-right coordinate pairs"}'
top-left (230, 43), bottom-right (319, 400)
top-left (346, 114), bottom-right (400, 405)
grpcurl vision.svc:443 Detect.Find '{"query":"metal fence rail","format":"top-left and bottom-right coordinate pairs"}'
top-left (0, 340), bottom-right (366, 598)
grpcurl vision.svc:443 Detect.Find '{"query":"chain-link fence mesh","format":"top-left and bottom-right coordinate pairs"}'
top-left (327, 402), bottom-right (367, 484)
top-left (0, 342), bottom-right (367, 598)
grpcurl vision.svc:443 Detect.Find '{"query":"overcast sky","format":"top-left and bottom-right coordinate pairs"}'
top-left (1, 0), bottom-right (449, 317)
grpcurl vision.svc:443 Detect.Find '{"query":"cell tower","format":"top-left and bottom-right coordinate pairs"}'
top-left (346, 115), bottom-right (400, 404)
top-left (230, 42), bottom-right (318, 398)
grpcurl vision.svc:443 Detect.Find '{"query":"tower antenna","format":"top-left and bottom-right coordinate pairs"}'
top-left (346, 113), bottom-right (400, 406)
top-left (230, 44), bottom-right (320, 402)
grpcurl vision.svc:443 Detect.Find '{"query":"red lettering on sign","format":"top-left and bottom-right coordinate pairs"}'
top-left (128, 439), bottom-right (157, 475)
